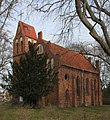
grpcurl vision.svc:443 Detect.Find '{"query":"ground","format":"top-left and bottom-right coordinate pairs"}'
top-left (0, 102), bottom-right (110, 120)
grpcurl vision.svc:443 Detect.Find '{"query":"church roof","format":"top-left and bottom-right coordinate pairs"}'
top-left (47, 42), bottom-right (97, 72)
top-left (18, 21), bottom-right (97, 73)
top-left (19, 21), bottom-right (37, 40)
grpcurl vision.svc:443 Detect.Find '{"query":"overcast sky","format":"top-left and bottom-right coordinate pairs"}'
top-left (7, 1), bottom-right (95, 47)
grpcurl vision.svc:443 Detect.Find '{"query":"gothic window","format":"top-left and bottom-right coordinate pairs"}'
top-left (20, 37), bottom-right (23, 52)
top-left (86, 78), bottom-right (89, 96)
top-left (21, 41), bottom-right (23, 52)
top-left (15, 39), bottom-right (18, 54)
top-left (16, 43), bottom-right (18, 54)
top-left (33, 40), bottom-right (37, 45)
top-left (28, 38), bottom-right (32, 44)
top-left (37, 44), bottom-right (44, 55)
top-left (76, 76), bottom-right (80, 96)
top-left (94, 79), bottom-right (96, 95)
top-left (65, 74), bottom-right (69, 80)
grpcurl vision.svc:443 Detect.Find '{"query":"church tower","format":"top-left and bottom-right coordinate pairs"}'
top-left (13, 21), bottom-right (37, 62)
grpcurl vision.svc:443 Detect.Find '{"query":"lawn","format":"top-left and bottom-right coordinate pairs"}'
top-left (0, 102), bottom-right (110, 120)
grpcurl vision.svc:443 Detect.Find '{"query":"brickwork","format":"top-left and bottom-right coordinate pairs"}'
top-left (13, 21), bottom-right (102, 107)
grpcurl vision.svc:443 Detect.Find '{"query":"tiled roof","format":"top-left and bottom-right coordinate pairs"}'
top-left (18, 21), bottom-right (96, 73)
top-left (19, 21), bottom-right (37, 40)
top-left (48, 42), bottom-right (97, 72)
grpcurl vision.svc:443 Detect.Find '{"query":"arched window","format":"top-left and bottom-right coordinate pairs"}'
top-left (94, 79), bottom-right (96, 95)
top-left (15, 39), bottom-right (18, 54)
top-left (33, 40), bottom-right (37, 45)
top-left (37, 44), bottom-right (44, 55)
top-left (76, 76), bottom-right (80, 96)
top-left (65, 74), bottom-right (69, 80)
top-left (20, 37), bottom-right (23, 52)
top-left (28, 38), bottom-right (32, 44)
top-left (86, 78), bottom-right (89, 96)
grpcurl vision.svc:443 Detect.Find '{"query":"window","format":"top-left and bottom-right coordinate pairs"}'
top-left (76, 76), bottom-right (80, 96)
top-left (20, 37), bottom-right (23, 42)
top-left (94, 79), bottom-right (96, 95)
top-left (20, 37), bottom-right (23, 52)
top-left (21, 41), bottom-right (23, 52)
top-left (65, 74), bottom-right (69, 80)
top-left (28, 38), bottom-right (32, 44)
top-left (37, 44), bottom-right (44, 55)
top-left (16, 43), bottom-right (18, 54)
top-left (86, 78), bottom-right (89, 96)
top-left (15, 39), bottom-right (18, 54)
top-left (33, 40), bottom-right (37, 45)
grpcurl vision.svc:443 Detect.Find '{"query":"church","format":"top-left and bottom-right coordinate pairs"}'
top-left (13, 21), bottom-right (102, 107)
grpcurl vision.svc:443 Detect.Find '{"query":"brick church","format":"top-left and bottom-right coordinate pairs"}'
top-left (13, 21), bottom-right (102, 107)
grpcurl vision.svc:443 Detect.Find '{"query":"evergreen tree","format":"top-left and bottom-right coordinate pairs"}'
top-left (2, 43), bottom-right (56, 107)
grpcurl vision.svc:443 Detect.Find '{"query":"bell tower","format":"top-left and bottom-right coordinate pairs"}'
top-left (13, 21), bottom-right (37, 62)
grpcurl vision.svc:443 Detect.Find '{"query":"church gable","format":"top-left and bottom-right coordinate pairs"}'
top-left (18, 21), bottom-right (37, 40)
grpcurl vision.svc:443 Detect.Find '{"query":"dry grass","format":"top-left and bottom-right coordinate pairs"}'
top-left (0, 102), bottom-right (110, 120)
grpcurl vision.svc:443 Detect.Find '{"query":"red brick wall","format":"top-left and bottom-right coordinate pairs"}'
top-left (57, 65), bottom-right (101, 107)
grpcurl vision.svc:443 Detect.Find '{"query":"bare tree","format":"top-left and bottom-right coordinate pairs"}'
top-left (0, 0), bottom-right (17, 30)
top-left (0, 0), bottom-right (17, 82)
top-left (0, 30), bottom-right (12, 73)
top-left (28, 0), bottom-right (110, 56)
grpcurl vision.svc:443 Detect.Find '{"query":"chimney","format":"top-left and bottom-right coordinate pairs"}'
top-left (80, 50), bottom-right (84, 55)
top-left (88, 57), bottom-right (91, 63)
top-left (38, 31), bottom-right (42, 40)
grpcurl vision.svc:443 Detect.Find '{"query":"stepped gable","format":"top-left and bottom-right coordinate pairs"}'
top-left (46, 41), bottom-right (97, 72)
top-left (19, 21), bottom-right (37, 40)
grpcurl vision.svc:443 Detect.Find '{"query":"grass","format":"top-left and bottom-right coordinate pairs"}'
top-left (0, 102), bottom-right (110, 120)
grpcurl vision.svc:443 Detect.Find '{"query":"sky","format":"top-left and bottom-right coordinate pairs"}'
top-left (7, 1), bottom-right (96, 47)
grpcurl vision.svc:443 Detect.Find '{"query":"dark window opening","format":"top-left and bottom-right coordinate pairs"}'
top-left (21, 41), bottom-right (23, 52)
top-left (94, 79), bottom-right (96, 95)
top-left (86, 78), bottom-right (89, 96)
top-left (16, 43), bottom-right (18, 54)
top-left (76, 76), bottom-right (80, 96)
top-left (28, 41), bottom-right (31, 45)
top-left (65, 74), bottom-right (69, 80)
